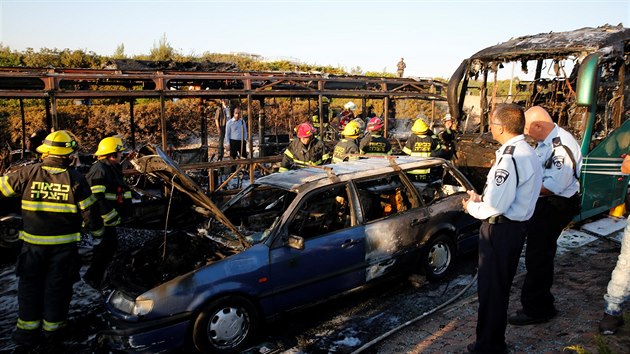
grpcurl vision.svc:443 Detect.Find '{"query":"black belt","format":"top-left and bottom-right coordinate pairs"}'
top-left (486, 215), bottom-right (523, 224)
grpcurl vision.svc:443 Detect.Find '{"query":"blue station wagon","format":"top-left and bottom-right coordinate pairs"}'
top-left (100, 150), bottom-right (480, 353)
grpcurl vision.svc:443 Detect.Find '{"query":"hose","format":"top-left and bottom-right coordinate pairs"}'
top-left (351, 271), bottom-right (478, 354)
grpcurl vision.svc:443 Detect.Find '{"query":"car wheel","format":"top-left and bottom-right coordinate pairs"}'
top-left (421, 233), bottom-right (455, 281)
top-left (192, 296), bottom-right (259, 354)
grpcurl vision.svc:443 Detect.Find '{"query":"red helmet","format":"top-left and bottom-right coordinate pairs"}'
top-left (297, 122), bottom-right (316, 138)
top-left (367, 117), bottom-right (384, 131)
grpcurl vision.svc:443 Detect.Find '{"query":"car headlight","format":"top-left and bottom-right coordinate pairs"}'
top-left (108, 290), bottom-right (154, 316)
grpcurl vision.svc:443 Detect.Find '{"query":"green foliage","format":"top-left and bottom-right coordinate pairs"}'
top-left (0, 44), bottom-right (21, 66)
top-left (113, 44), bottom-right (126, 59)
top-left (148, 33), bottom-right (177, 61)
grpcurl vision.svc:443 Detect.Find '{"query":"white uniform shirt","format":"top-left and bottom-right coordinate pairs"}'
top-left (225, 118), bottom-right (248, 142)
top-left (535, 124), bottom-right (582, 198)
top-left (467, 135), bottom-right (543, 221)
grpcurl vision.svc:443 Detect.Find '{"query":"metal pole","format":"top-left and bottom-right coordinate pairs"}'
top-left (129, 99), bottom-right (136, 149)
top-left (160, 95), bottom-right (167, 151)
top-left (19, 99), bottom-right (26, 158)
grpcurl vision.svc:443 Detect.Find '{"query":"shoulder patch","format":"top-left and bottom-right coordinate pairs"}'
top-left (503, 145), bottom-right (515, 155)
top-left (494, 169), bottom-right (510, 186)
top-left (552, 155), bottom-right (565, 169)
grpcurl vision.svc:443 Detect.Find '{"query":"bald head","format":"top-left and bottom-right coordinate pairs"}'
top-left (524, 106), bottom-right (555, 141)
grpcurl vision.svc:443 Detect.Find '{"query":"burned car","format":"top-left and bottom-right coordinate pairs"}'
top-left (100, 150), bottom-right (480, 353)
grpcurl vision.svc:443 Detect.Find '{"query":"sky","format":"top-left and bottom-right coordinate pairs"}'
top-left (0, 0), bottom-right (628, 79)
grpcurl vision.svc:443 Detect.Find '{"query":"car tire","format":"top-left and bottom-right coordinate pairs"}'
top-left (421, 233), bottom-right (455, 281)
top-left (192, 296), bottom-right (259, 354)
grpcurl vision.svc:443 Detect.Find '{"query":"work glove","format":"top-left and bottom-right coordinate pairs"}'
top-left (92, 237), bottom-right (103, 247)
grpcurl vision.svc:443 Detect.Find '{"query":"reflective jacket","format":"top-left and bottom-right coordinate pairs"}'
top-left (360, 133), bottom-right (392, 156)
top-left (0, 157), bottom-right (104, 245)
top-left (86, 159), bottom-right (132, 227)
top-left (402, 133), bottom-right (442, 175)
top-left (332, 138), bottom-right (360, 163)
top-left (280, 138), bottom-right (330, 172)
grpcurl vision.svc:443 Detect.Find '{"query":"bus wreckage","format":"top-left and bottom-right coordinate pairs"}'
top-left (448, 24), bottom-right (630, 220)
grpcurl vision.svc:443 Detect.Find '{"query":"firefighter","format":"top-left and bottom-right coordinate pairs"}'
top-left (403, 119), bottom-right (443, 181)
top-left (360, 117), bottom-right (392, 156)
top-left (438, 113), bottom-right (457, 160)
top-left (332, 120), bottom-right (361, 163)
top-left (280, 122), bottom-right (330, 172)
top-left (0, 130), bottom-right (104, 348)
top-left (83, 136), bottom-right (132, 289)
top-left (337, 101), bottom-right (356, 130)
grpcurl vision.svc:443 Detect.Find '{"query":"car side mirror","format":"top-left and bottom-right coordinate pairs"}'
top-left (287, 235), bottom-right (305, 250)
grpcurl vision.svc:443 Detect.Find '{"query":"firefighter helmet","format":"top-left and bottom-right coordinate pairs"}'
top-left (344, 101), bottom-right (357, 110)
top-left (36, 130), bottom-right (79, 156)
top-left (341, 121), bottom-right (361, 137)
top-left (296, 123), bottom-right (316, 138)
top-left (411, 119), bottom-right (429, 134)
top-left (444, 113), bottom-right (453, 122)
top-left (94, 136), bottom-right (125, 157)
top-left (367, 117), bottom-right (384, 132)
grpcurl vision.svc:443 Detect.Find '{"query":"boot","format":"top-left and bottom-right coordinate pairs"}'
top-left (599, 313), bottom-right (624, 335)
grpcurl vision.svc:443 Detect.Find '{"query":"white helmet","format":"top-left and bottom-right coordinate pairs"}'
top-left (344, 101), bottom-right (357, 110)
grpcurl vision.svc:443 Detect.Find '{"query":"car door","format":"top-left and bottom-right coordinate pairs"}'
top-left (268, 183), bottom-right (366, 312)
top-left (354, 173), bottom-right (428, 282)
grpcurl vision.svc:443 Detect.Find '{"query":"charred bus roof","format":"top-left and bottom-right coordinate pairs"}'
top-left (468, 24), bottom-right (628, 63)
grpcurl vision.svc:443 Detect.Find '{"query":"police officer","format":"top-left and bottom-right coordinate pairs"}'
top-left (508, 106), bottom-right (582, 326)
top-left (332, 120), bottom-right (361, 163)
top-left (360, 117), bottom-right (392, 156)
top-left (280, 122), bottom-right (330, 172)
top-left (402, 119), bottom-right (442, 181)
top-left (83, 136), bottom-right (132, 289)
top-left (0, 130), bottom-right (104, 348)
top-left (462, 104), bottom-right (542, 354)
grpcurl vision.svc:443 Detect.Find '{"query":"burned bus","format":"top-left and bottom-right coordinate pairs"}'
top-left (447, 24), bottom-right (630, 221)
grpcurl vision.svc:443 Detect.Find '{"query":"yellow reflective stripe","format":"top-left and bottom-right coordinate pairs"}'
top-left (279, 167), bottom-right (289, 172)
top-left (92, 227), bottom-right (105, 237)
top-left (41, 166), bottom-right (66, 173)
top-left (322, 153), bottom-right (330, 161)
top-left (91, 185), bottom-right (106, 194)
top-left (408, 169), bottom-right (430, 174)
top-left (104, 193), bottom-right (118, 201)
top-left (102, 209), bottom-right (119, 223)
top-left (402, 147), bottom-right (412, 155)
top-left (0, 176), bottom-right (17, 197)
top-left (20, 231), bottom-right (80, 245)
top-left (43, 319), bottom-right (65, 332)
top-left (78, 194), bottom-right (97, 211)
top-left (410, 152), bottom-right (431, 157)
top-left (17, 318), bottom-right (41, 330)
top-left (22, 200), bottom-right (78, 213)
top-left (284, 149), bottom-right (295, 159)
top-left (123, 191), bottom-right (132, 199)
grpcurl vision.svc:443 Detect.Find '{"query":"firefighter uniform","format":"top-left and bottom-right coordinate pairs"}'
top-left (465, 133), bottom-right (543, 354)
top-left (360, 133), bottom-right (392, 156)
top-left (403, 120), bottom-right (442, 181)
top-left (0, 131), bottom-right (104, 346)
top-left (280, 137), bottom-right (330, 171)
top-left (83, 137), bottom-right (132, 288)
top-left (332, 121), bottom-right (362, 163)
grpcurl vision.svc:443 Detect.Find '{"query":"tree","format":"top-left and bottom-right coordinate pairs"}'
top-left (0, 44), bottom-right (21, 66)
top-left (149, 33), bottom-right (176, 61)
top-left (113, 44), bottom-right (126, 59)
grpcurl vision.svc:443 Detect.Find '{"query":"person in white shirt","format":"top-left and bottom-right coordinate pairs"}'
top-left (225, 107), bottom-right (248, 159)
top-left (463, 103), bottom-right (543, 354)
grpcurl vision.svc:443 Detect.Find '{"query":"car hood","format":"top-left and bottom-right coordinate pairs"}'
top-left (130, 146), bottom-right (249, 249)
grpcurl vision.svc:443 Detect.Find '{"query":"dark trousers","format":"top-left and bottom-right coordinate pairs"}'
top-left (476, 221), bottom-right (526, 353)
top-left (229, 139), bottom-right (247, 159)
top-left (521, 195), bottom-right (576, 317)
top-left (84, 226), bottom-right (118, 287)
top-left (16, 242), bottom-right (80, 332)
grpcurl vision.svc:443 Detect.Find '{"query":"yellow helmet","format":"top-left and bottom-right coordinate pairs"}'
top-left (36, 130), bottom-right (79, 156)
top-left (341, 121), bottom-right (361, 137)
top-left (94, 136), bottom-right (125, 157)
top-left (411, 119), bottom-right (429, 134)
